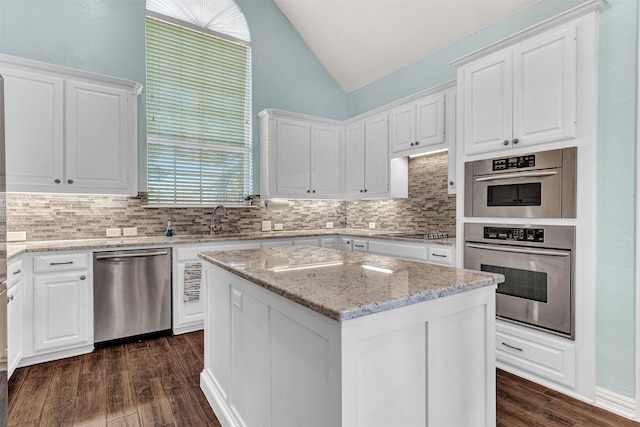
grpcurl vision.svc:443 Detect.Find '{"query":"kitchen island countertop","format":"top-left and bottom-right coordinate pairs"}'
top-left (198, 245), bottom-right (502, 321)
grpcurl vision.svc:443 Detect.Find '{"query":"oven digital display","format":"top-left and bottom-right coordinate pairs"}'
top-left (492, 154), bottom-right (536, 171)
top-left (483, 227), bottom-right (544, 242)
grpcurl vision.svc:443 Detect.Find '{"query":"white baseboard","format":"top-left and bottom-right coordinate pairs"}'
top-left (595, 387), bottom-right (637, 420)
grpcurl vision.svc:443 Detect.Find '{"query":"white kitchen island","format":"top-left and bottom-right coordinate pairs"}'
top-left (198, 246), bottom-right (503, 427)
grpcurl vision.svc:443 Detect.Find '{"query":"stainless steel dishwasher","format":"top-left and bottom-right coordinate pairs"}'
top-left (93, 248), bottom-right (171, 344)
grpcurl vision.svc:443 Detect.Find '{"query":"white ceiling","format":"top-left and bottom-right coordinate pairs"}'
top-left (273, 0), bottom-right (541, 93)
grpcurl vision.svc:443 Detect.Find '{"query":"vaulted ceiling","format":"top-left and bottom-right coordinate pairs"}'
top-left (273, 0), bottom-right (541, 93)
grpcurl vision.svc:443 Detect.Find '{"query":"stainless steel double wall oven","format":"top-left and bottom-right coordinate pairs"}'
top-left (463, 147), bottom-right (577, 339)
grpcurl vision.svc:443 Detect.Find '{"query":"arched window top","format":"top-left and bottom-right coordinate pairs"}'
top-left (146, 0), bottom-right (250, 44)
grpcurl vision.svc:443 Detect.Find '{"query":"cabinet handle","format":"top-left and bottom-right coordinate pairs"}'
top-left (80, 275), bottom-right (86, 280)
top-left (13, 269), bottom-right (21, 275)
top-left (7, 295), bottom-right (13, 304)
top-left (307, 190), bottom-right (310, 193)
top-left (449, 181), bottom-right (454, 186)
top-left (360, 189), bottom-right (363, 193)
top-left (67, 179), bottom-right (74, 184)
top-left (415, 141), bottom-right (419, 145)
top-left (410, 142), bottom-right (415, 147)
top-left (501, 342), bottom-right (523, 352)
top-left (312, 190), bottom-right (316, 193)
top-left (431, 253), bottom-right (447, 258)
top-left (364, 189), bottom-right (368, 192)
top-left (50, 261), bottom-right (74, 266)
top-left (512, 138), bottom-right (519, 145)
top-left (503, 140), bottom-right (510, 146)
top-left (54, 179), bottom-right (61, 184)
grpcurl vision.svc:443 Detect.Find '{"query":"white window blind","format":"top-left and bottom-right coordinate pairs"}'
top-left (145, 16), bottom-right (252, 205)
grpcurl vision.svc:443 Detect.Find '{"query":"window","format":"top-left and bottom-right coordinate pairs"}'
top-left (145, 1), bottom-right (251, 205)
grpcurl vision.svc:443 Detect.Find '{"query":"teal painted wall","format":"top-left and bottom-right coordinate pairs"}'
top-left (346, 0), bottom-right (638, 398)
top-left (0, 0), bottom-right (346, 190)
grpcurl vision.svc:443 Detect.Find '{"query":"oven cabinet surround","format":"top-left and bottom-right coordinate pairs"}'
top-left (454, 2), bottom-right (600, 408)
top-left (198, 248), bottom-right (500, 427)
top-left (18, 250), bottom-right (94, 367)
top-left (0, 54), bottom-right (141, 196)
top-left (454, 16), bottom-right (587, 156)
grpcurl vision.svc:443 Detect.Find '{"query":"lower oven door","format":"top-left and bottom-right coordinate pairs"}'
top-left (465, 242), bottom-right (572, 338)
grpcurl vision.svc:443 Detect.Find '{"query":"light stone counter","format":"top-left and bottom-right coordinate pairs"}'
top-left (6, 228), bottom-right (455, 258)
top-left (198, 245), bottom-right (502, 321)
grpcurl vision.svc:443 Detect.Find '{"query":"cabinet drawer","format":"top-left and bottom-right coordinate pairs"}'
top-left (176, 242), bottom-right (260, 261)
top-left (34, 253), bottom-right (89, 273)
top-left (496, 322), bottom-right (575, 388)
top-left (428, 246), bottom-right (454, 265)
top-left (368, 240), bottom-right (428, 261)
top-left (352, 240), bottom-right (368, 253)
top-left (7, 259), bottom-right (23, 287)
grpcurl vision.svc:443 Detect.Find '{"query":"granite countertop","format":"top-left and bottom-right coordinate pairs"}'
top-left (198, 246), bottom-right (502, 321)
top-left (5, 228), bottom-right (455, 260)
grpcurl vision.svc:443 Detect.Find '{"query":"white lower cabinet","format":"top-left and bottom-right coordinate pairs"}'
top-left (173, 241), bottom-right (261, 335)
top-left (362, 238), bottom-right (455, 266)
top-left (7, 260), bottom-right (23, 379)
top-left (496, 320), bottom-right (575, 388)
top-left (19, 251), bottom-right (93, 366)
top-left (292, 237), bottom-right (320, 246)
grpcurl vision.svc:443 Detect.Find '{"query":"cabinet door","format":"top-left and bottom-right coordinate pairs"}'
top-left (7, 280), bottom-right (23, 379)
top-left (276, 118), bottom-right (311, 196)
top-left (463, 51), bottom-right (513, 155)
top-left (65, 80), bottom-right (131, 192)
top-left (344, 122), bottom-right (365, 197)
top-left (33, 272), bottom-right (91, 353)
top-left (416, 93), bottom-right (446, 149)
top-left (390, 103), bottom-right (416, 153)
top-left (176, 262), bottom-right (205, 330)
top-left (310, 124), bottom-right (341, 197)
top-left (2, 68), bottom-right (64, 191)
top-left (364, 114), bottom-right (389, 196)
top-left (512, 25), bottom-right (577, 146)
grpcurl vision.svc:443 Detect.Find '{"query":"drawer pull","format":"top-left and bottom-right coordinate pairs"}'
top-left (50, 261), bottom-right (74, 266)
top-left (431, 253), bottom-right (447, 258)
top-left (13, 269), bottom-right (21, 275)
top-left (501, 342), bottom-right (523, 352)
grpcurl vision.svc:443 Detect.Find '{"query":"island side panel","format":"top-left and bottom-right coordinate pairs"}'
top-left (201, 263), bottom-right (342, 427)
top-left (340, 286), bottom-right (497, 427)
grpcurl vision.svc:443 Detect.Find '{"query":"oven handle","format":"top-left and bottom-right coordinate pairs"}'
top-left (465, 243), bottom-right (570, 257)
top-left (475, 170), bottom-right (557, 182)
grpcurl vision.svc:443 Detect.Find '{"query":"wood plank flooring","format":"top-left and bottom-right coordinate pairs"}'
top-left (8, 331), bottom-right (639, 426)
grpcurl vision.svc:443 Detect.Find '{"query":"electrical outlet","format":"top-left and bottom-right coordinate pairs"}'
top-left (274, 223), bottom-right (283, 231)
top-left (368, 222), bottom-right (376, 229)
top-left (106, 228), bottom-right (122, 237)
top-left (7, 231), bottom-right (27, 242)
top-left (326, 222), bottom-right (334, 229)
top-left (262, 221), bottom-right (272, 232)
top-left (123, 227), bottom-right (138, 237)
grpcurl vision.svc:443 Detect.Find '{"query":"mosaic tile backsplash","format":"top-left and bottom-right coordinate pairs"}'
top-left (7, 151), bottom-right (455, 241)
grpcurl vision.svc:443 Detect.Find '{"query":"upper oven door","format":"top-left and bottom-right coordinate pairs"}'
top-left (464, 242), bottom-right (572, 338)
top-left (472, 169), bottom-right (562, 218)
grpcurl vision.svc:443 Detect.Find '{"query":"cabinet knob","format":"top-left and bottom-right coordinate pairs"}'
top-left (410, 142), bottom-right (415, 147)
top-left (80, 275), bottom-right (86, 280)
top-left (503, 140), bottom-right (510, 146)
top-left (512, 138), bottom-right (519, 145)
top-left (415, 141), bottom-right (419, 145)
top-left (364, 189), bottom-right (368, 192)
top-left (360, 189), bottom-right (363, 193)
top-left (55, 179), bottom-right (61, 184)
top-left (449, 181), bottom-right (454, 186)
top-left (306, 190), bottom-right (310, 193)
top-left (67, 179), bottom-right (74, 184)
top-left (312, 190), bottom-right (316, 193)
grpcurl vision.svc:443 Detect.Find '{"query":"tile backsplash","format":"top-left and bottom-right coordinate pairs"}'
top-left (7, 151), bottom-right (455, 241)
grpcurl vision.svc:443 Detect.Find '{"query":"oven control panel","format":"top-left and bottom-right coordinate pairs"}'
top-left (483, 227), bottom-right (544, 242)
top-left (492, 154), bottom-right (536, 171)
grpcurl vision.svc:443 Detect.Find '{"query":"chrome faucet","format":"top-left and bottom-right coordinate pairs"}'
top-left (210, 205), bottom-right (228, 235)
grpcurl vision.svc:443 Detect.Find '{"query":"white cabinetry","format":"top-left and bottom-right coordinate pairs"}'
top-left (173, 241), bottom-right (261, 335)
top-left (7, 259), bottom-right (23, 379)
top-left (457, 24), bottom-right (577, 155)
top-left (20, 251), bottom-right (93, 365)
top-left (367, 238), bottom-right (456, 266)
top-left (0, 54), bottom-right (141, 195)
top-left (390, 93), bottom-right (445, 155)
top-left (264, 112), bottom-right (342, 199)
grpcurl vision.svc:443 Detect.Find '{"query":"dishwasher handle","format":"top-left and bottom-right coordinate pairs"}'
top-left (95, 250), bottom-right (170, 260)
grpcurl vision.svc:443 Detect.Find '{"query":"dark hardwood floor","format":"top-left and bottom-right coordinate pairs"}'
top-left (8, 331), bottom-right (639, 426)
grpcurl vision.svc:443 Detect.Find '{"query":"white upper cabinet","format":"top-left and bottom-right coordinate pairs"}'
top-left (390, 93), bottom-right (446, 156)
top-left (0, 55), bottom-right (141, 195)
top-left (344, 122), bottom-right (365, 196)
top-left (459, 24), bottom-right (577, 155)
top-left (363, 114), bottom-right (391, 196)
top-left (263, 112), bottom-right (343, 199)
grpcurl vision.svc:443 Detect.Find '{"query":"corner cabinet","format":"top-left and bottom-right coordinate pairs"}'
top-left (0, 54), bottom-right (141, 195)
top-left (455, 23), bottom-right (578, 155)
